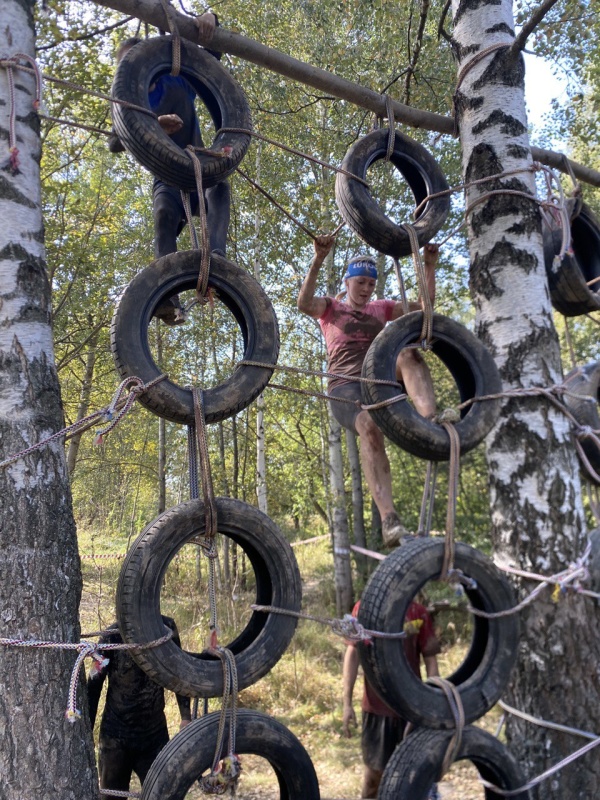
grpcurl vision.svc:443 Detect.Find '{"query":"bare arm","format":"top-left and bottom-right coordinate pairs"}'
top-left (424, 654), bottom-right (439, 678)
top-left (342, 644), bottom-right (359, 736)
top-left (297, 234), bottom-right (335, 319)
top-left (391, 243), bottom-right (438, 319)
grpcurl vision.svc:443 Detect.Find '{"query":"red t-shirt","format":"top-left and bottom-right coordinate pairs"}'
top-left (319, 297), bottom-right (396, 391)
top-left (351, 600), bottom-right (440, 718)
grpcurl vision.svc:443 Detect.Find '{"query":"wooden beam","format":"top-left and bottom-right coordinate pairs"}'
top-left (91, 0), bottom-right (600, 188)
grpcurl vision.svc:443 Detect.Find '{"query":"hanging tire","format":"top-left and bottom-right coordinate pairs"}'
top-left (543, 201), bottom-right (600, 317)
top-left (116, 497), bottom-right (302, 697)
top-left (563, 361), bottom-right (600, 483)
top-left (334, 128), bottom-right (450, 258)
top-left (361, 311), bottom-right (502, 460)
top-left (111, 37), bottom-right (252, 189)
top-left (378, 725), bottom-right (530, 799)
top-left (110, 250), bottom-right (279, 425)
top-left (141, 709), bottom-right (320, 800)
top-left (357, 538), bottom-right (519, 728)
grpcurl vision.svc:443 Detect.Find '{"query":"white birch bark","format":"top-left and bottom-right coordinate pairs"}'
top-left (0, 1), bottom-right (99, 796)
top-left (253, 144), bottom-right (268, 514)
top-left (451, 1), bottom-right (599, 795)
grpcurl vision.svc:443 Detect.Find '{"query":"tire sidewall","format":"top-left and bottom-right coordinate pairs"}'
top-left (357, 538), bottom-right (519, 728)
top-left (116, 497), bottom-right (301, 696)
top-left (361, 312), bottom-right (502, 459)
top-left (110, 250), bottom-right (279, 425)
top-left (141, 709), bottom-right (320, 800)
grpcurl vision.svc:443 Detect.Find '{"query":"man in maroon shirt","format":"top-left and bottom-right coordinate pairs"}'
top-left (342, 600), bottom-right (440, 799)
top-left (297, 235), bottom-right (437, 546)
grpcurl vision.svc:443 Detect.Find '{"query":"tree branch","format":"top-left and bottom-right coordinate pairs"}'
top-left (511, 0), bottom-right (562, 54)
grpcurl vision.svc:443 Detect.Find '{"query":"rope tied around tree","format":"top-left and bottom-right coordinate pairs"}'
top-left (0, 628), bottom-right (173, 722)
top-left (452, 42), bottom-right (511, 136)
top-left (0, 52), bottom-right (42, 175)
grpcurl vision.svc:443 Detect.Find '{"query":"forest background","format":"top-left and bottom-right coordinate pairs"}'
top-left (17, 0), bottom-right (600, 797)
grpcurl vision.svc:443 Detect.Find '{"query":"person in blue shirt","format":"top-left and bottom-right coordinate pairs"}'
top-left (110, 12), bottom-right (230, 324)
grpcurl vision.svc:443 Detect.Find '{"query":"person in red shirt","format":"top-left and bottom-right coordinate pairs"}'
top-left (297, 235), bottom-right (437, 546)
top-left (342, 600), bottom-right (440, 799)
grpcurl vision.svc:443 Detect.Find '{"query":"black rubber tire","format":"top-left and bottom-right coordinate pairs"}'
top-left (378, 725), bottom-right (530, 799)
top-left (141, 709), bottom-right (320, 800)
top-left (361, 312), bottom-right (502, 460)
top-left (563, 360), bottom-right (600, 483)
top-left (111, 37), bottom-right (252, 190)
top-left (110, 250), bottom-right (279, 425)
top-left (543, 201), bottom-right (600, 317)
top-left (334, 128), bottom-right (450, 258)
top-left (116, 497), bottom-right (301, 697)
top-left (357, 538), bottom-right (519, 729)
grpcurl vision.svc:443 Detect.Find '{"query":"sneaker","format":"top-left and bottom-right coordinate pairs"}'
top-left (154, 296), bottom-right (186, 326)
top-left (382, 512), bottom-right (411, 547)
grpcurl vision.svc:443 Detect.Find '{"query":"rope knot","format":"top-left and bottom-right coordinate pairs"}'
top-left (200, 754), bottom-right (242, 794)
top-left (332, 614), bottom-right (373, 643)
top-left (435, 408), bottom-right (461, 424)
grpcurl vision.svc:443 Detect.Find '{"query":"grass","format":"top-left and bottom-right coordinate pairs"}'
top-left (78, 521), bottom-right (502, 799)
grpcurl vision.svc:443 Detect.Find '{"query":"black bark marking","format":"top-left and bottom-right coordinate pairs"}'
top-left (486, 23), bottom-right (514, 36)
top-left (506, 144), bottom-right (529, 160)
top-left (500, 324), bottom-right (559, 386)
top-left (472, 109), bottom-right (526, 137)
top-left (474, 49), bottom-right (525, 91)
top-left (470, 185), bottom-right (540, 236)
top-left (465, 143), bottom-right (503, 183)
top-left (470, 238), bottom-right (538, 300)
top-left (0, 243), bottom-right (51, 327)
top-left (0, 173), bottom-right (37, 207)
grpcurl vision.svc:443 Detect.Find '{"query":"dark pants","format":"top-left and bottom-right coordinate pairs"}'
top-left (153, 180), bottom-right (230, 259)
top-left (361, 711), bottom-right (407, 773)
top-left (98, 728), bottom-right (169, 798)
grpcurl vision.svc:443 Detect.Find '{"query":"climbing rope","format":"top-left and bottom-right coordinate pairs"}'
top-left (401, 222), bottom-right (434, 344)
top-left (0, 375), bottom-right (167, 470)
top-left (158, 0), bottom-right (182, 76)
top-left (0, 52), bottom-right (42, 175)
top-left (426, 676), bottom-right (465, 777)
top-left (438, 415), bottom-right (461, 580)
top-left (183, 146), bottom-right (211, 299)
top-left (251, 604), bottom-right (421, 643)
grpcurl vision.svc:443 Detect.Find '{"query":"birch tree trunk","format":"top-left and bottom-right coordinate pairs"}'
top-left (328, 410), bottom-right (354, 614)
top-left (345, 428), bottom-right (367, 578)
top-left (253, 144), bottom-right (268, 515)
top-left (451, 1), bottom-right (600, 795)
top-left (0, 2), bottom-right (99, 797)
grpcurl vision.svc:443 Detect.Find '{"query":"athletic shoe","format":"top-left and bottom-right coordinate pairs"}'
top-left (154, 296), bottom-right (186, 326)
top-left (382, 512), bottom-right (411, 547)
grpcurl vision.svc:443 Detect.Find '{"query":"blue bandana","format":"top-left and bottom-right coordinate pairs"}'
top-left (343, 256), bottom-right (378, 281)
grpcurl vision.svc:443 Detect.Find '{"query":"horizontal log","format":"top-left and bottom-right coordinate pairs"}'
top-left (91, 0), bottom-right (600, 188)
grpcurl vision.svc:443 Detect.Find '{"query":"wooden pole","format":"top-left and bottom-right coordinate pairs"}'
top-left (92, 0), bottom-right (600, 188)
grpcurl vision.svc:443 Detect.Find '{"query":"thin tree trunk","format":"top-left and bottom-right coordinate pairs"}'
top-left (328, 409), bottom-right (354, 615)
top-left (345, 428), bottom-right (367, 579)
top-left (253, 143), bottom-right (268, 515)
top-left (0, 3), bottom-right (99, 796)
top-left (156, 320), bottom-right (166, 513)
top-left (66, 319), bottom-right (99, 475)
top-left (451, 1), bottom-right (599, 795)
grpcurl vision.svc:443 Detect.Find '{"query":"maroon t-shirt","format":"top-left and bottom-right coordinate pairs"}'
top-left (319, 297), bottom-right (396, 391)
top-left (351, 600), bottom-right (440, 718)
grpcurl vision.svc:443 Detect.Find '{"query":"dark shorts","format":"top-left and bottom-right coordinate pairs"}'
top-left (98, 727), bottom-right (169, 795)
top-left (361, 711), bottom-right (407, 773)
top-left (328, 382), bottom-right (363, 434)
